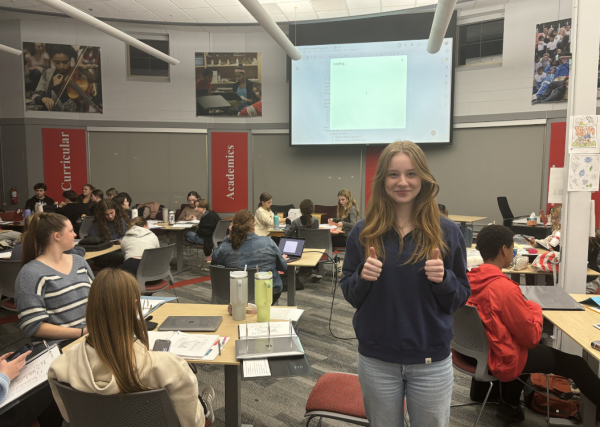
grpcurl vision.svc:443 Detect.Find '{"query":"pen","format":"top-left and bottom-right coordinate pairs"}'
top-left (218, 339), bottom-right (222, 356)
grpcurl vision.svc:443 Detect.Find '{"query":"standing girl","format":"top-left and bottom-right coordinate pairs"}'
top-left (340, 141), bottom-right (470, 426)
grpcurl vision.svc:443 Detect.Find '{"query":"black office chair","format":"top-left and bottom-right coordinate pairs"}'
top-left (497, 197), bottom-right (527, 226)
top-left (271, 204), bottom-right (295, 218)
top-left (50, 379), bottom-right (182, 427)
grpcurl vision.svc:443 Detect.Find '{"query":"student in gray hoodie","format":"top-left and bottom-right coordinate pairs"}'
top-left (118, 217), bottom-right (160, 276)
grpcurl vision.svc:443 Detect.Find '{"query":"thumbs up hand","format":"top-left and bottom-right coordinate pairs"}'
top-left (360, 247), bottom-right (383, 282)
top-left (425, 249), bottom-right (445, 283)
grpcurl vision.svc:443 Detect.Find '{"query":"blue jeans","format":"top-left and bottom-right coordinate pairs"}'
top-left (185, 231), bottom-right (204, 245)
top-left (358, 353), bottom-right (453, 427)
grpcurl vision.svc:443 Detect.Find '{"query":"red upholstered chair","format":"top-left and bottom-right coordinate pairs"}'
top-left (136, 245), bottom-right (178, 298)
top-left (305, 373), bottom-right (369, 426)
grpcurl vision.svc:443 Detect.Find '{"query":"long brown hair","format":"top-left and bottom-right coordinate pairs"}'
top-left (93, 199), bottom-right (127, 240)
top-left (86, 268), bottom-right (150, 394)
top-left (299, 199), bottom-right (314, 229)
top-left (231, 209), bottom-right (254, 250)
top-left (22, 212), bottom-right (70, 266)
top-left (360, 141), bottom-right (448, 264)
top-left (337, 189), bottom-right (360, 220)
top-left (549, 205), bottom-right (562, 232)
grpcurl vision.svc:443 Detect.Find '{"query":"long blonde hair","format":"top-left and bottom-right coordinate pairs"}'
top-left (360, 141), bottom-right (448, 264)
top-left (86, 268), bottom-right (150, 394)
top-left (337, 189), bottom-right (359, 220)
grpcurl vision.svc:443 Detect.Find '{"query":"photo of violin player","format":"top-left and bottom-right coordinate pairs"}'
top-left (24, 43), bottom-right (103, 113)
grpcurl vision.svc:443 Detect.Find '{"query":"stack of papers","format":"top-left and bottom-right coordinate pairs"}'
top-left (148, 331), bottom-right (229, 361)
top-left (243, 359), bottom-right (271, 378)
top-left (141, 296), bottom-right (178, 318)
top-left (171, 222), bottom-right (195, 229)
top-left (270, 307), bottom-right (304, 322)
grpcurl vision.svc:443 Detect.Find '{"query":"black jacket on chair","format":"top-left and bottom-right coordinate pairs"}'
top-left (196, 210), bottom-right (222, 256)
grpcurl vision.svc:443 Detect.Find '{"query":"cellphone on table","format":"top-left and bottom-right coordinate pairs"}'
top-left (592, 340), bottom-right (600, 351)
top-left (152, 339), bottom-right (171, 352)
top-left (7, 344), bottom-right (33, 362)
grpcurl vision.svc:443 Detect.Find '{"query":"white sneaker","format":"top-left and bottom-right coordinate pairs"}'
top-left (310, 274), bottom-right (322, 282)
top-left (201, 386), bottom-right (216, 423)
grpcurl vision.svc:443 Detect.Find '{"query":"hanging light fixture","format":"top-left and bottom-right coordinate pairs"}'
top-left (0, 43), bottom-right (22, 56)
top-left (427, 0), bottom-right (457, 54)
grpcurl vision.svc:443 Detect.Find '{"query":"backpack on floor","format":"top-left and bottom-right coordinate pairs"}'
top-left (524, 374), bottom-right (580, 421)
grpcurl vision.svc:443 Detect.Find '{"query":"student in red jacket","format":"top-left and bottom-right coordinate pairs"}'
top-left (467, 224), bottom-right (600, 423)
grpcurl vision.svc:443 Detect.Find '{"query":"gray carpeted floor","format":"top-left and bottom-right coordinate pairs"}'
top-left (0, 255), bottom-right (550, 426)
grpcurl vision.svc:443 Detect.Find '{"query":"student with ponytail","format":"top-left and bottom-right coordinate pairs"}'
top-left (285, 199), bottom-right (319, 237)
top-left (15, 212), bottom-right (94, 350)
top-left (340, 141), bottom-right (470, 427)
top-left (212, 210), bottom-right (288, 303)
top-left (48, 269), bottom-right (216, 427)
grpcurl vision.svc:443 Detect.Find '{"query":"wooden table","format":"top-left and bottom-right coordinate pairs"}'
top-left (268, 226), bottom-right (344, 238)
top-left (63, 303), bottom-right (297, 427)
top-left (287, 249), bottom-right (325, 306)
top-left (543, 294), bottom-right (600, 426)
top-left (154, 222), bottom-right (190, 274)
top-left (447, 215), bottom-right (487, 228)
top-left (83, 245), bottom-right (121, 260)
top-left (275, 213), bottom-right (326, 223)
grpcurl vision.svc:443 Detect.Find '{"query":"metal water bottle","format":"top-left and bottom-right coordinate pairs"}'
top-left (168, 211), bottom-right (175, 225)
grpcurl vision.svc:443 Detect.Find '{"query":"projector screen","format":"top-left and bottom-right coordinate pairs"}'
top-left (291, 38), bottom-right (453, 146)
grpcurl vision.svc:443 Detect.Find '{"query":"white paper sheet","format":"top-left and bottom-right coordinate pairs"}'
top-left (169, 332), bottom-right (219, 358)
top-left (0, 346), bottom-right (61, 410)
top-left (238, 321), bottom-right (296, 338)
top-left (0, 252), bottom-right (12, 259)
top-left (570, 115), bottom-right (598, 153)
top-left (547, 167), bottom-right (564, 204)
top-left (243, 359), bottom-right (271, 378)
top-left (568, 154), bottom-right (600, 191)
top-left (270, 307), bottom-right (304, 322)
top-left (171, 223), bottom-right (195, 229)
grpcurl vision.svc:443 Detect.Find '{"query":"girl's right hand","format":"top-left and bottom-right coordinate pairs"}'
top-left (360, 247), bottom-right (382, 282)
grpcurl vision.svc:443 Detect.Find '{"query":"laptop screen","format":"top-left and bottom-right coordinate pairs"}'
top-left (278, 237), bottom-right (306, 257)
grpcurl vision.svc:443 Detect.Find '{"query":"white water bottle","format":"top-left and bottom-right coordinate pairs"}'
top-left (131, 208), bottom-right (138, 219)
top-left (230, 271), bottom-right (248, 321)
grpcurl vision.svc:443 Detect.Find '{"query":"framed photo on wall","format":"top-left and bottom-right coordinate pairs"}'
top-left (23, 43), bottom-right (103, 113)
top-left (195, 52), bottom-right (262, 117)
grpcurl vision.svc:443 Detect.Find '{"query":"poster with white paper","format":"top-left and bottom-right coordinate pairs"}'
top-left (569, 115), bottom-right (598, 153)
top-left (547, 167), bottom-right (564, 204)
top-left (568, 154), bottom-right (600, 191)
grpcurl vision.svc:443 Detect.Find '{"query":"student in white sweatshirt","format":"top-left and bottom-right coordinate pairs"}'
top-left (118, 217), bottom-right (160, 276)
top-left (48, 268), bottom-right (216, 426)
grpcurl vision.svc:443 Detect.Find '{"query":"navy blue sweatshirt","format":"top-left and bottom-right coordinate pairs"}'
top-left (340, 217), bottom-right (470, 365)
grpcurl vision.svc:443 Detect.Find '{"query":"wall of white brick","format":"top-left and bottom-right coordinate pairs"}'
top-left (2, 0), bottom-right (597, 123)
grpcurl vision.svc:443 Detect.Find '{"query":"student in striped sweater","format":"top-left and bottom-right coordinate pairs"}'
top-left (15, 212), bottom-right (94, 351)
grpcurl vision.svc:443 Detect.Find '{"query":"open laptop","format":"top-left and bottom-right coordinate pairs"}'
top-left (278, 237), bottom-right (306, 263)
top-left (158, 316), bottom-right (223, 332)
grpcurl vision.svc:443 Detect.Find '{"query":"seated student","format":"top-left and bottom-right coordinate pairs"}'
top-left (77, 184), bottom-right (95, 204)
top-left (0, 348), bottom-right (64, 427)
top-left (196, 68), bottom-right (214, 93)
top-left (24, 182), bottom-right (55, 211)
top-left (55, 190), bottom-right (90, 229)
top-left (90, 189), bottom-right (103, 204)
top-left (179, 191), bottom-right (201, 220)
top-left (212, 210), bottom-right (288, 304)
top-left (467, 224), bottom-right (600, 422)
top-left (328, 189), bottom-right (360, 247)
top-left (48, 268), bottom-right (215, 426)
top-left (118, 217), bottom-right (160, 276)
top-left (11, 213), bottom-right (85, 260)
top-left (105, 187), bottom-right (118, 199)
top-left (255, 192), bottom-right (276, 237)
top-left (525, 206), bottom-right (561, 251)
top-left (184, 200), bottom-right (221, 255)
top-left (238, 82), bottom-right (262, 117)
top-left (15, 213), bottom-right (93, 351)
top-left (87, 199), bottom-right (128, 268)
top-left (285, 199), bottom-right (319, 237)
top-left (113, 193), bottom-right (132, 219)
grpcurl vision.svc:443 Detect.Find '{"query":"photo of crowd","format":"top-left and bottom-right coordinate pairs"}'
top-left (531, 20), bottom-right (573, 104)
top-left (23, 43), bottom-right (103, 113)
top-left (195, 52), bottom-right (262, 117)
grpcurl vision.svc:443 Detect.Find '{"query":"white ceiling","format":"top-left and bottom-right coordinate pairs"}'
top-left (0, 0), bottom-right (510, 24)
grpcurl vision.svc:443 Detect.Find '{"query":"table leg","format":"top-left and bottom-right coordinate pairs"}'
top-left (224, 364), bottom-right (244, 427)
top-left (287, 265), bottom-right (296, 306)
top-left (175, 231), bottom-right (184, 274)
top-left (580, 351), bottom-right (599, 427)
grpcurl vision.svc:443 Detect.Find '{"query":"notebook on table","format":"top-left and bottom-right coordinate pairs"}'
top-left (158, 316), bottom-right (223, 332)
top-left (520, 286), bottom-right (584, 311)
top-left (278, 237), bottom-right (306, 262)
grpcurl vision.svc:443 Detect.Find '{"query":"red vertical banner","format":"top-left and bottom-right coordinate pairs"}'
top-left (547, 122), bottom-right (600, 227)
top-left (211, 132), bottom-right (249, 212)
top-left (42, 128), bottom-right (88, 202)
top-left (365, 145), bottom-right (385, 206)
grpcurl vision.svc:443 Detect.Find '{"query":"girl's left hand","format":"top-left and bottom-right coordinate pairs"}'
top-left (425, 249), bottom-right (445, 283)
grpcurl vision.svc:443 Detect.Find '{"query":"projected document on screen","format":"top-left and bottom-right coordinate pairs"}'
top-left (291, 39), bottom-right (453, 145)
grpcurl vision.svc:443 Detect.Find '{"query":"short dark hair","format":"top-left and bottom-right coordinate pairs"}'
top-left (202, 68), bottom-right (213, 77)
top-left (63, 190), bottom-right (78, 202)
top-left (34, 183), bottom-right (47, 191)
top-left (476, 225), bottom-right (514, 261)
